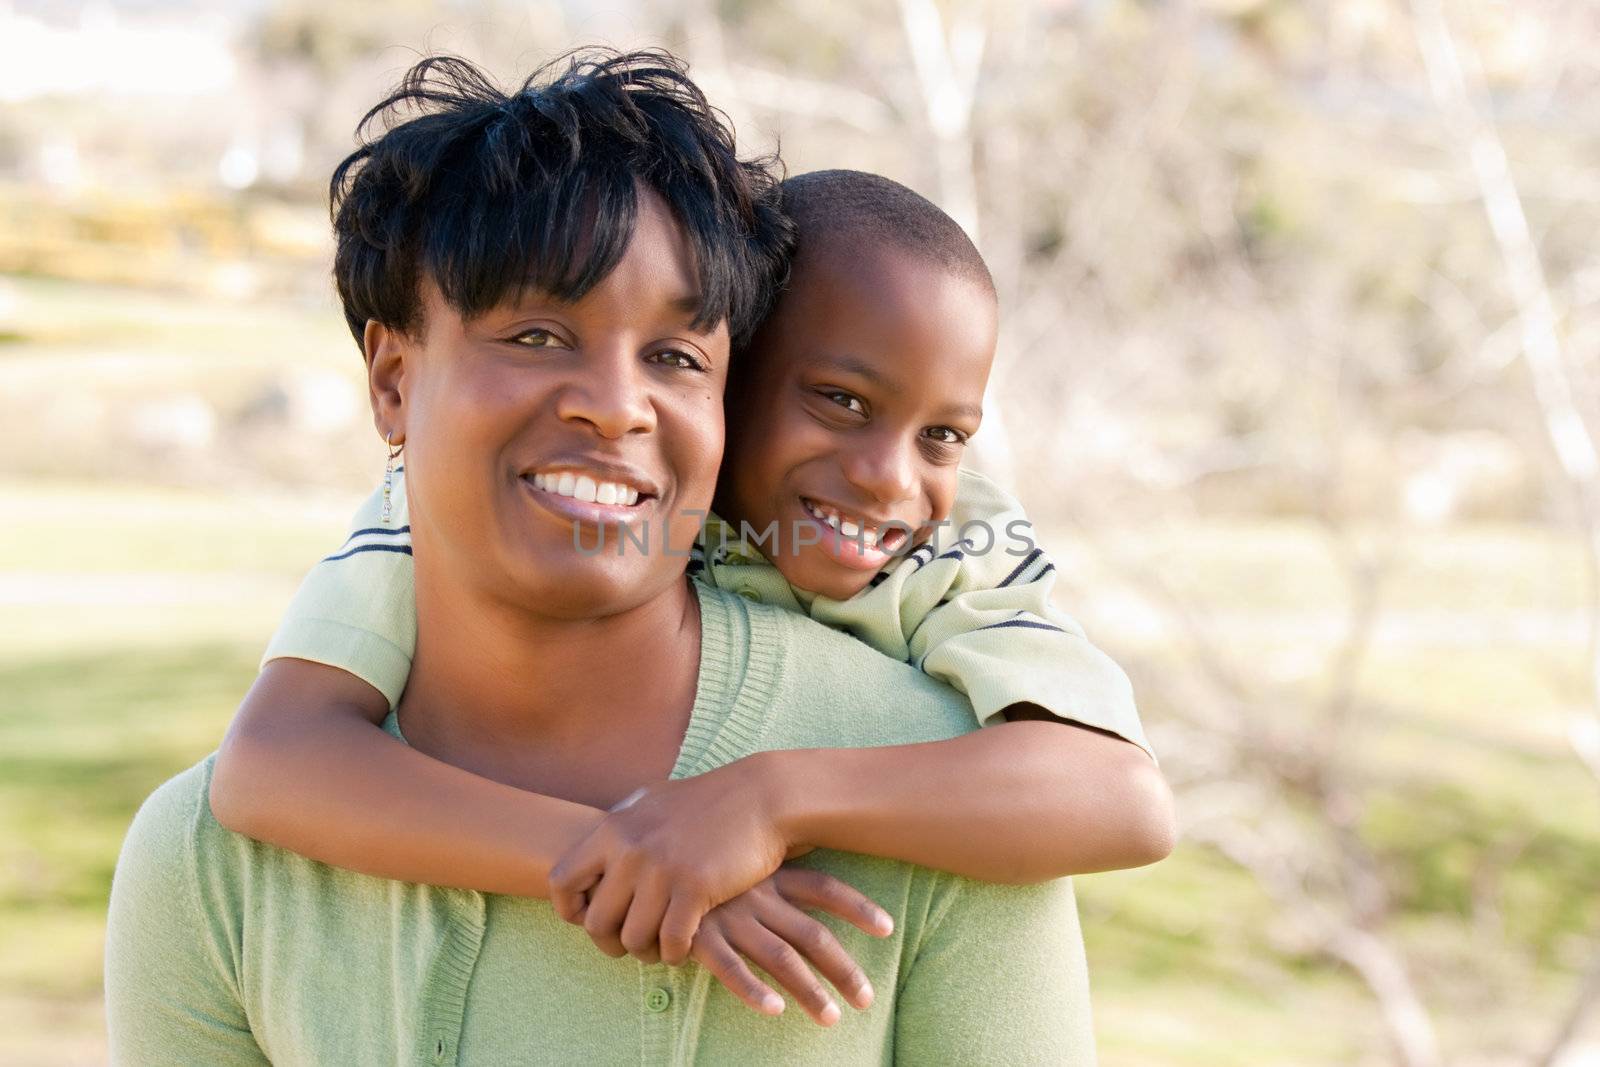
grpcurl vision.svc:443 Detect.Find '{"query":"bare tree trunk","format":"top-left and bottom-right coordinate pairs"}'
top-left (895, 0), bottom-right (1020, 487)
top-left (895, 0), bottom-right (986, 241)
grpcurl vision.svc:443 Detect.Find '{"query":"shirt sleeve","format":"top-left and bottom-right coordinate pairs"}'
top-left (105, 763), bottom-right (269, 1067)
top-left (260, 469), bottom-right (417, 710)
top-left (893, 872), bottom-right (1095, 1066)
top-left (810, 468), bottom-right (1153, 760)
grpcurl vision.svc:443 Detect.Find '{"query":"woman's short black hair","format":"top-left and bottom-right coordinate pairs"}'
top-left (331, 49), bottom-right (793, 349)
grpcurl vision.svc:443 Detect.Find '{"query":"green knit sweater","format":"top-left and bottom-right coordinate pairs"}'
top-left (106, 585), bottom-right (1094, 1065)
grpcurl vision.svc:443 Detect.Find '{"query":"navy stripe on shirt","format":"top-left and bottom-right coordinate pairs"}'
top-left (339, 525), bottom-right (412, 543)
top-left (998, 548), bottom-right (1044, 588)
top-left (899, 543), bottom-right (938, 576)
top-left (913, 614), bottom-right (1068, 669)
top-left (974, 617), bottom-right (1068, 636)
top-left (322, 543), bottom-right (414, 563)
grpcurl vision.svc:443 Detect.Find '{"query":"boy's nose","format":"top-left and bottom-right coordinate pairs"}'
top-left (554, 344), bottom-right (657, 439)
top-left (842, 435), bottom-right (918, 508)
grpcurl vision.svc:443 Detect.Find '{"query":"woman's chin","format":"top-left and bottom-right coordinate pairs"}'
top-left (555, 562), bottom-right (689, 617)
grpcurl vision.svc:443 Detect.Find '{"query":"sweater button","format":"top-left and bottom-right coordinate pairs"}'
top-left (736, 588), bottom-right (761, 602)
top-left (645, 987), bottom-right (672, 1013)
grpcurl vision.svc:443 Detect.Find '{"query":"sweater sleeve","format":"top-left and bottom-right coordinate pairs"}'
top-left (104, 762), bottom-right (269, 1067)
top-left (893, 873), bottom-right (1095, 1066)
top-left (260, 471), bottom-right (417, 709)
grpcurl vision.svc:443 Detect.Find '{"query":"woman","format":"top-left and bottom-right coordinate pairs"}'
top-left (105, 51), bottom-right (1094, 1064)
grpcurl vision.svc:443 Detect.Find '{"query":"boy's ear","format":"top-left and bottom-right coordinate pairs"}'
top-left (364, 319), bottom-right (409, 445)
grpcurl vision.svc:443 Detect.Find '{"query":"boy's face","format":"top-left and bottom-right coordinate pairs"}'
top-left (717, 243), bottom-right (998, 600)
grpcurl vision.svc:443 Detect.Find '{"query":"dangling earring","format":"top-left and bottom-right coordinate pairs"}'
top-left (381, 431), bottom-right (403, 525)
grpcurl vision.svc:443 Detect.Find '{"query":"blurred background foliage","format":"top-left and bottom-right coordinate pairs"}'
top-left (2, 0), bottom-right (1598, 1063)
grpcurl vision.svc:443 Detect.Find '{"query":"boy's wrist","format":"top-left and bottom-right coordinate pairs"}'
top-left (752, 747), bottom-right (845, 855)
top-left (748, 749), bottom-right (809, 852)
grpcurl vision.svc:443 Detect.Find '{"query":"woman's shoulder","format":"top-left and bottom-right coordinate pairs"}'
top-left (118, 756), bottom-right (257, 882)
top-left (712, 586), bottom-right (979, 748)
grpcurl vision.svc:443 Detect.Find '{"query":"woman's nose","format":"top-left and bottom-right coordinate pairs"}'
top-left (554, 345), bottom-right (657, 439)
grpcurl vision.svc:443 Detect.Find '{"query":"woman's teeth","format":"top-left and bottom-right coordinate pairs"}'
top-left (531, 471), bottom-right (641, 506)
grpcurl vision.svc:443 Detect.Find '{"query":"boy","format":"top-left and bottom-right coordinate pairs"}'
top-left (211, 143), bottom-right (1169, 1022)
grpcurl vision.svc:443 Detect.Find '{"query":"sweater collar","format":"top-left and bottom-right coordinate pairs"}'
top-left (380, 580), bottom-right (784, 780)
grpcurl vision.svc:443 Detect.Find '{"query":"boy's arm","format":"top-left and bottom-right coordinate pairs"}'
top-left (210, 658), bottom-right (603, 896)
top-left (558, 713), bottom-right (1172, 929)
top-left (762, 717), bottom-right (1175, 883)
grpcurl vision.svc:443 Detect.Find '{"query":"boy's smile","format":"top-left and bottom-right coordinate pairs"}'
top-left (718, 239), bottom-right (998, 600)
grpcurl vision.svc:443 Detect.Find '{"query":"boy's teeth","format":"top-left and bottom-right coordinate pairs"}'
top-left (574, 476), bottom-right (598, 503)
top-left (802, 499), bottom-right (892, 549)
top-left (596, 482), bottom-right (618, 505)
top-left (557, 472), bottom-right (576, 496)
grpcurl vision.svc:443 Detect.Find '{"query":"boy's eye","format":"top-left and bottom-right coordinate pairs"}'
top-left (651, 348), bottom-right (706, 372)
top-left (824, 391), bottom-right (867, 415)
top-left (924, 426), bottom-right (968, 445)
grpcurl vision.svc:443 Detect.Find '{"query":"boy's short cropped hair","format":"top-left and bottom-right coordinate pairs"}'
top-left (331, 49), bottom-right (793, 349)
top-left (779, 169), bottom-right (994, 296)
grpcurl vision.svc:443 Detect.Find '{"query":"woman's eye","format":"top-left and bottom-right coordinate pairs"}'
top-left (924, 426), bottom-right (967, 445)
top-left (652, 349), bottom-right (705, 371)
top-left (825, 391), bottom-right (867, 415)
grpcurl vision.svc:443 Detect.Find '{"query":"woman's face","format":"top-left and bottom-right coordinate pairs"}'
top-left (379, 188), bottom-right (729, 620)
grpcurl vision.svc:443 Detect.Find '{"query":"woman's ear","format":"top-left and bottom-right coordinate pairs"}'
top-left (364, 319), bottom-right (409, 445)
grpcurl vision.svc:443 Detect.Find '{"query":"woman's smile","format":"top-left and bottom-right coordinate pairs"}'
top-left (521, 462), bottom-right (661, 528)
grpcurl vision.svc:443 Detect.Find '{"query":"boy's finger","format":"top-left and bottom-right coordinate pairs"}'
top-left (548, 846), bottom-right (605, 923)
top-left (581, 875), bottom-right (635, 958)
top-left (759, 904), bottom-right (873, 1011)
top-left (728, 917), bottom-right (839, 1027)
top-left (550, 875), bottom-right (597, 925)
top-left (773, 869), bottom-right (894, 938)
top-left (618, 881), bottom-right (671, 963)
top-left (692, 929), bottom-right (785, 1017)
top-left (657, 894), bottom-right (703, 967)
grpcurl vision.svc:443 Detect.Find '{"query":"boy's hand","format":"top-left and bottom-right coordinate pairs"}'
top-left (690, 867), bottom-right (889, 1026)
top-left (548, 753), bottom-right (805, 965)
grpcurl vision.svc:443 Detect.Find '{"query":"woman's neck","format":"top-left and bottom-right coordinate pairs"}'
top-left (396, 567), bottom-right (703, 806)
